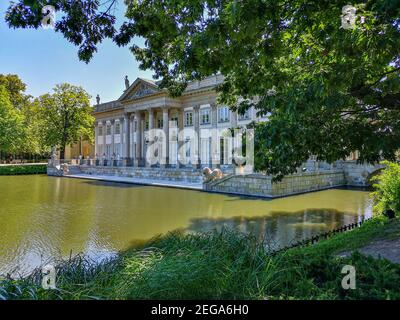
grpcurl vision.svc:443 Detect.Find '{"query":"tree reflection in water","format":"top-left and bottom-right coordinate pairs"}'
top-left (186, 209), bottom-right (366, 251)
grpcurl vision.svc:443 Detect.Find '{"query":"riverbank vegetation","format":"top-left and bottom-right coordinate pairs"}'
top-left (1, 215), bottom-right (400, 300)
top-left (0, 164), bottom-right (47, 176)
top-left (372, 161), bottom-right (400, 216)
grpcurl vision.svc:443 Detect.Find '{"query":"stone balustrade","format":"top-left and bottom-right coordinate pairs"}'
top-left (80, 166), bottom-right (203, 183)
top-left (204, 170), bottom-right (346, 198)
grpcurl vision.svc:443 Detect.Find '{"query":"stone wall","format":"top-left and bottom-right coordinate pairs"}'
top-left (204, 170), bottom-right (346, 198)
top-left (47, 159), bottom-right (383, 197)
top-left (335, 160), bottom-right (384, 186)
top-left (47, 164), bottom-right (82, 176)
top-left (79, 166), bottom-right (203, 183)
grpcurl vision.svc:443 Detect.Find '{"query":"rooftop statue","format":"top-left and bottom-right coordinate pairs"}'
top-left (125, 75), bottom-right (130, 90)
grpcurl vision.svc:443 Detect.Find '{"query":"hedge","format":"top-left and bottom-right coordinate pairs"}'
top-left (0, 164), bottom-right (47, 175)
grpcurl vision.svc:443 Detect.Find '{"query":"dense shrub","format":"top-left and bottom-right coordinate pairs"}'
top-left (0, 164), bottom-right (47, 175)
top-left (372, 161), bottom-right (400, 215)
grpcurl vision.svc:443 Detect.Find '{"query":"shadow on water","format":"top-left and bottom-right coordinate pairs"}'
top-left (186, 208), bottom-right (367, 251)
top-left (219, 186), bottom-right (373, 202)
top-left (81, 180), bottom-right (144, 188)
top-left (335, 185), bottom-right (374, 192)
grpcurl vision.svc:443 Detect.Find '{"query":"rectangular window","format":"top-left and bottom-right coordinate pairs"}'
top-left (145, 120), bottom-right (149, 130)
top-left (106, 124), bottom-right (111, 135)
top-left (200, 108), bottom-right (210, 125)
top-left (218, 106), bottom-right (230, 123)
top-left (184, 112), bottom-right (193, 126)
top-left (115, 122), bottom-right (121, 134)
top-left (238, 109), bottom-right (251, 120)
top-left (98, 126), bottom-right (103, 136)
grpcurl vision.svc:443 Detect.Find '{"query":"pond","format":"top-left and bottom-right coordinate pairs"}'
top-left (0, 175), bottom-right (373, 275)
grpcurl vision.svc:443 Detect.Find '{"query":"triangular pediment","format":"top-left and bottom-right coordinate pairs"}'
top-left (119, 78), bottom-right (159, 101)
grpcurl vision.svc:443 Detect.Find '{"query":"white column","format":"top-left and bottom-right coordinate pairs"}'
top-left (135, 112), bottom-right (142, 166)
top-left (94, 121), bottom-right (98, 158)
top-left (123, 113), bottom-right (130, 162)
top-left (230, 109), bottom-right (238, 128)
top-left (193, 105), bottom-right (201, 168)
top-left (210, 103), bottom-right (219, 168)
top-left (111, 119), bottom-right (115, 159)
top-left (162, 107), bottom-right (169, 167)
top-left (118, 117), bottom-right (123, 159)
top-left (102, 121), bottom-right (106, 158)
top-left (146, 108), bottom-right (154, 167)
top-left (230, 109), bottom-right (238, 166)
top-left (211, 103), bottom-right (217, 127)
top-left (130, 114), bottom-right (135, 159)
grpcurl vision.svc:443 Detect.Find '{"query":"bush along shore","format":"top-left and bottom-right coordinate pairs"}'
top-left (0, 164), bottom-right (47, 175)
top-left (1, 215), bottom-right (400, 300)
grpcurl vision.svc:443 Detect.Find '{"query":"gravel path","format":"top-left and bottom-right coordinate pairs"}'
top-left (338, 238), bottom-right (400, 264)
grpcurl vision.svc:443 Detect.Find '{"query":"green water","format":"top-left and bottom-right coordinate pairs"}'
top-left (0, 175), bottom-right (373, 275)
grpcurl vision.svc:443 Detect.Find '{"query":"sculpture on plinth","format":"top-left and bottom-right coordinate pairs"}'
top-left (96, 94), bottom-right (100, 105)
top-left (61, 163), bottom-right (69, 174)
top-left (50, 146), bottom-right (57, 166)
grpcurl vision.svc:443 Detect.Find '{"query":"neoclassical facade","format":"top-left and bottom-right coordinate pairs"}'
top-left (93, 75), bottom-right (264, 168)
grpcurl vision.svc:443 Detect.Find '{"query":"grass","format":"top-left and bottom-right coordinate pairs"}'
top-left (0, 164), bottom-right (47, 175)
top-left (1, 215), bottom-right (400, 300)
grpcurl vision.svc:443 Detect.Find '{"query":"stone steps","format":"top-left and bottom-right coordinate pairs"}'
top-left (66, 165), bottom-right (83, 175)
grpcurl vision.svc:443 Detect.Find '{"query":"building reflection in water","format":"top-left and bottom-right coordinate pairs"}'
top-left (186, 209), bottom-right (368, 251)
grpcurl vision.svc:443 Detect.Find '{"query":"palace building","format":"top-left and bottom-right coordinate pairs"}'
top-left (93, 75), bottom-right (262, 168)
top-left (50, 74), bottom-right (383, 195)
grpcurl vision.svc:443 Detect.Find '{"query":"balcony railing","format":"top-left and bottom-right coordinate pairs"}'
top-left (49, 158), bottom-right (132, 168)
top-left (94, 101), bottom-right (122, 113)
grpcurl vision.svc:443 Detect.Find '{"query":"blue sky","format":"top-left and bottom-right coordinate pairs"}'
top-left (0, 2), bottom-right (153, 104)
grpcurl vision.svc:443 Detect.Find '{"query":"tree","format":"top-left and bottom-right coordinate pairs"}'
top-left (19, 99), bottom-right (50, 155)
top-left (0, 86), bottom-right (26, 154)
top-left (0, 74), bottom-right (31, 109)
top-left (36, 83), bottom-right (94, 159)
top-left (5, 1), bottom-right (400, 178)
top-left (0, 74), bottom-right (50, 156)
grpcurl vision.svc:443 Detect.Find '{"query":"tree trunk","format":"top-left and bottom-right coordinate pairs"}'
top-left (60, 145), bottom-right (66, 160)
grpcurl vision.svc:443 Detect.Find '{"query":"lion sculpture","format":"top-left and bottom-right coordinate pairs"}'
top-left (203, 167), bottom-right (223, 183)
